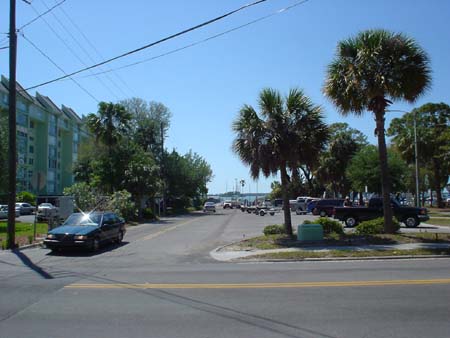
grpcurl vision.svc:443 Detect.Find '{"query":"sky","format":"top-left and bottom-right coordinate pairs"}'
top-left (1, 0), bottom-right (449, 194)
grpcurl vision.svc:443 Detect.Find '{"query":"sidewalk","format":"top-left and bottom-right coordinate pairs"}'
top-left (210, 242), bottom-right (450, 262)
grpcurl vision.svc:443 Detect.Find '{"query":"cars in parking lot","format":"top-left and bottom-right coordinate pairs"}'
top-left (15, 202), bottom-right (35, 215)
top-left (44, 211), bottom-right (126, 252)
top-left (0, 205), bottom-right (20, 218)
top-left (312, 199), bottom-right (345, 217)
top-left (203, 202), bottom-right (216, 213)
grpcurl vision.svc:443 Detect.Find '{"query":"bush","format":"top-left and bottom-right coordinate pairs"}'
top-left (142, 208), bottom-right (156, 220)
top-left (17, 191), bottom-right (36, 205)
top-left (355, 217), bottom-right (400, 235)
top-left (263, 224), bottom-right (285, 236)
top-left (303, 217), bottom-right (344, 235)
top-left (107, 190), bottom-right (136, 220)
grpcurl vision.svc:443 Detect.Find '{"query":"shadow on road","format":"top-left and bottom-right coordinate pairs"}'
top-left (46, 241), bottom-right (129, 257)
top-left (13, 249), bottom-right (53, 279)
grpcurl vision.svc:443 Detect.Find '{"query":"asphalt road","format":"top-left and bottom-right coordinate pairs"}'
top-left (1, 208), bottom-right (450, 338)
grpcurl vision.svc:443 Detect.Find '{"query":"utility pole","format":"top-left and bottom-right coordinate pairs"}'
top-left (7, 0), bottom-right (17, 250)
top-left (413, 111), bottom-right (420, 207)
top-left (160, 122), bottom-right (166, 215)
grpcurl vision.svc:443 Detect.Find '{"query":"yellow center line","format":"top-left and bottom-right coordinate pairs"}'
top-left (140, 217), bottom-right (199, 241)
top-left (65, 278), bottom-right (450, 289)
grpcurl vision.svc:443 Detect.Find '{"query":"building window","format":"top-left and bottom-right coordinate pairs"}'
top-left (29, 145), bottom-right (34, 153)
top-left (30, 120), bottom-right (35, 128)
top-left (17, 112), bottom-right (28, 127)
top-left (29, 136), bottom-right (34, 141)
top-left (29, 158), bottom-right (34, 165)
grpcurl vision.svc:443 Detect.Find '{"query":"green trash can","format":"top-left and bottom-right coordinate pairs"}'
top-left (297, 224), bottom-right (323, 241)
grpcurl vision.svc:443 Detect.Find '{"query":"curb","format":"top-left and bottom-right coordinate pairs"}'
top-left (235, 254), bottom-right (450, 263)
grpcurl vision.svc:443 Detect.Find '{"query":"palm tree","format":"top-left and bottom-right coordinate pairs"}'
top-left (324, 29), bottom-right (431, 233)
top-left (232, 88), bottom-right (328, 235)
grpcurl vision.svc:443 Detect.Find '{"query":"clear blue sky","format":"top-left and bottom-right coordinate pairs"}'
top-left (1, 0), bottom-right (449, 194)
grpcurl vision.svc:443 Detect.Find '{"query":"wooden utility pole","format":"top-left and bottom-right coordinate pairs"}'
top-left (7, 0), bottom-right (17, 250)
top-left (160, 122), bottom-right (166, 215)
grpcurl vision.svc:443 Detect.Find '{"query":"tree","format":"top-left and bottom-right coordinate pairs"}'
top-left (324, 29), bottom-right (431, 233)
top-left (347, 145), bottom-right (409, 194)
top-left (120, 98), bottom-right (172, 159)
top-left (232, 88), bottom-right (328, 235)
top-left (316, 123), bottom-right (367, 197)
top-left (85, 102), bottom-right (132, 193)
top-left (388, 103), bottom-right (450, 207)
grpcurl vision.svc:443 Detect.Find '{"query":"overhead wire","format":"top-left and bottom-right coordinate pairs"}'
top-left (21, 32), bottom-right (99, 103)
top-left (48, 0), bottom-right (135, 96)
top-left (0, 0), bottom-right (66, 47)
top-left (80, 0), bottom-right (310, 79)
top-left (26, 1), bottom-right (122, 100)
top-left (25, 0), bottom-right (269, 91)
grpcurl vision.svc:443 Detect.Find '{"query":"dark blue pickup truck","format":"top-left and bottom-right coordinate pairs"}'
top-left (333, 198), bottom-right (429, 227)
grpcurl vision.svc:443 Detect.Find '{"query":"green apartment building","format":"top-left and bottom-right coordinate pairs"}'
top-left (0, 75), bottom-right (89, 195)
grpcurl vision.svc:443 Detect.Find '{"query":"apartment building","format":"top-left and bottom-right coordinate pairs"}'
top-left (0, 75), bottom-right (89, 195)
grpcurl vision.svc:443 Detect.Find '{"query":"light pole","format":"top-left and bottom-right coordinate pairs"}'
top-left (388, 109), bottom-right (420, 207)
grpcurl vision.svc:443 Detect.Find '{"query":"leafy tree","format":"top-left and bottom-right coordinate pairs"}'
top-left (268, 181), bottom-right (282, 200)
top-left (324, 29), bottom-right (431, 233)
top-left (347, 145), bottom-right (409, 194)
top-left (316, 123), bottom-right (367, 197)
top-left (120, 98), bottom-right (171, 159)
top-left (232, 88), bottom-right (328, 235)
top-left (63, 182), bottom-right (100, 211)
top-left (388, 103), bottom-right (450, 207)
top-left (164, 150), bottom-right (213, 210)
top-left (16, 191), bottom-right (36, 205)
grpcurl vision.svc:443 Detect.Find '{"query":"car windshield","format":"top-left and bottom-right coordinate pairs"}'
top-left (40, 203), bottom-right (53, 207)
top-left (63, 213), bottom-right (102, 226)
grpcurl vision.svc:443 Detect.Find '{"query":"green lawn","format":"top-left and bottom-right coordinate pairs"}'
top-left (0, 222), bottom-right (48, 246)
top-left (427, 218), bottom-right (450, 227)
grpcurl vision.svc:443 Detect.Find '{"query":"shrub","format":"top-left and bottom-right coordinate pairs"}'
top-left (107, 190), bottom-right (136, 220)
top-left (263, 224), bottom-right (285, 236)
top-left (64, 183), bottom-right (99, 211)
top-left (142, 208), bottom-right (156, 220)
top-left (355, 217), bottom-right (400, 235)
top-left (17, 191), bottom-right (36, 205)
top-left (303, 217), bottom-right (344, 235)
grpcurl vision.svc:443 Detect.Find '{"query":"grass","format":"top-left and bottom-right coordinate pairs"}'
top-left (230, 232), bottom-right (450, 251)
top-left (0, 222), bottom-right (48, 247)
top-left (248, 248), bottom-right (450, 260)
top-left (427, 217), bottom-right (450, 227)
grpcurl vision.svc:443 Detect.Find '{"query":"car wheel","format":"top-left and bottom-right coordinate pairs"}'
top-left (116, 231), bottom-right (124, 244)
top-left (91, 238), bottom-right (100, 252)
top-left (259, 210), bottom-right (265, 216)
top-left (404, 216), bottom-right (419, 228)
top-left (319, 210), bottom-right (327, 217)
top-left (269, 212), bottom-right (275, 216)
top-left (345, 216), bottom-right (357, 228)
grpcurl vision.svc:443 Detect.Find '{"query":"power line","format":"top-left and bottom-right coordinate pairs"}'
top-left (27, 2), bottom-right (121, 100)
top-left (25, 0), bottom-right (269, 91)
top-left (42, 0), bottom-right (133, 98)
top-left (21, 32), bottom-right (99, 102)
top-left (80, 0), bottom-right (310, 79)
top-left (0, 0), bottom-right (67, 46)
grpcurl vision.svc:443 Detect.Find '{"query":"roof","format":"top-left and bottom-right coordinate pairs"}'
top-left (35, 92), bottom-right (62, 116)
top-left (1, 75), bottom-right (35, 103)
top-left (61, 105), bottom-right (83, 124)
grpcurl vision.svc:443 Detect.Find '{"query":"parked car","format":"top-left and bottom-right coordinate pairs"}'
top-left (37, 203), bottom-right (58, 222)
top-left (333, 197), bottom-right (429, 228)
top-left (296, 197), bottom-right (318, 214)
top-left (0, 205), bottom-right (20, 218)
top-left (312, 199), bottom-right (345, 217)
top-left (44, 212), bottom-right (126, 252)
top-left (203, 202), bottom-right (216, 213)
top-left (15, 202), bottom-right (35, 215)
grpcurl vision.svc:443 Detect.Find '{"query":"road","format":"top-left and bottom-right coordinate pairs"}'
top-left (1, 209), bottom-right (450, 338)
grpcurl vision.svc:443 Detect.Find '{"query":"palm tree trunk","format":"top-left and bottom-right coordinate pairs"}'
top-left (432, 157), bottom-right (444, 208)
top-left (280, 165), bottom-right (293, 236)
top-left (374, 109), bottom-right (395, 233)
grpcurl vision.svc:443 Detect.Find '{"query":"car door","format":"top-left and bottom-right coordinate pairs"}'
top-left (100, 213), bottom-right (115, 241)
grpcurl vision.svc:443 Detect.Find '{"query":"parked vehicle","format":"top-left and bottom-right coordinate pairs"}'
top-left (333, 197), bottom-right (429, 227)
top-left (36, 196), bottom-right (74, 222)
top-left (44, 212), bottom-right (126, 252)
top-left (295, 197), bottom-right (318, 215)
top-left (312, 199), bottom-right (345, 217)
top-left (203, 202), bottom-right (216, 213)
top-left (0, 205), bottom-right (20, 218)
top-left (15, 202), bottom-right (35, 215)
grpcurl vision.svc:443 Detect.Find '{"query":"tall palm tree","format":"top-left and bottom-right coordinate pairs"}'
top-left (324, 29), bottom-right (431, 233)
top-left (232, 88), bottom-right (328, 235)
